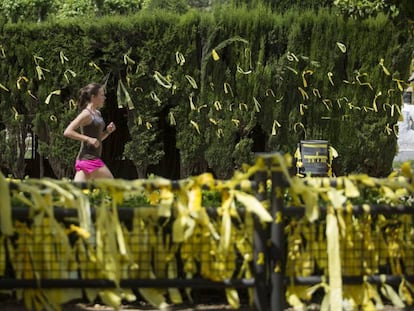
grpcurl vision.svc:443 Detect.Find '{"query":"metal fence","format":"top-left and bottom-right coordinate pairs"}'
top-left (1, 153), bottom-right (414, 311)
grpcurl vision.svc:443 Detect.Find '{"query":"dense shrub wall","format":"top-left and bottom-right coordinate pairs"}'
top-left (0, 7), bottom-right (411, 179)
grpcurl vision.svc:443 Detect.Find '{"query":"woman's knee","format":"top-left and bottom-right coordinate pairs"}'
top-left (74, 170), bottom-right (87, 182)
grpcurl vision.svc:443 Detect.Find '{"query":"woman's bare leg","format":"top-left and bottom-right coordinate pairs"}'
top-left (74, 170), bottom-right (87, 182)
top-left (88, 165), bottom-right (114, 179)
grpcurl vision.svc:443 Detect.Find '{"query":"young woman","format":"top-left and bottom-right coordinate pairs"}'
top-left (64, 83), bottom-right (116, 182)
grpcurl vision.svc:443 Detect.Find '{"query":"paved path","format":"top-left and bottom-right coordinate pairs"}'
top-left (0, 300), bottom-right (406, 311)
top-left (0, 301), bottom-right (250, 311)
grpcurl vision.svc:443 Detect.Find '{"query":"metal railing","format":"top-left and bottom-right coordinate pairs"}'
top-left (1, 153), bottom-right (414, 311)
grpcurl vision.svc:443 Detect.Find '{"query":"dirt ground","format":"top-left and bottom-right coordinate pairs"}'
top-left (0, 293), bottom-right (409, 310)
top-left (0, 300), bottom-right (409, 311)
top-left (0, 302), bottom-right (247, 311)
top-left (1, 299), bottom-right (251, 311)
top-left (0, 292), bottom-right (253, 311)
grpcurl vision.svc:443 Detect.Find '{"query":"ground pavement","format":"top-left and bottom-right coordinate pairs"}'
top-left (0, 300), bottom-right (408, 310)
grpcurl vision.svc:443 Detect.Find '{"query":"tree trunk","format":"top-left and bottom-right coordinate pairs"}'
top-left (48, 156), bottom-right (73, 179)
top-left (136, 165), bottom-right (147, 179)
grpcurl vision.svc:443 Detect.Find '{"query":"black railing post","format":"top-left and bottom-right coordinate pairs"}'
top-left (253, 155), bottom-right (270, 311)
top-left (269, 155), bottom-right (286, 311)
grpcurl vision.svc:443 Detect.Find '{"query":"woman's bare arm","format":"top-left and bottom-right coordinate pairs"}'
top-left (63, 110), bottom-right (98, 147)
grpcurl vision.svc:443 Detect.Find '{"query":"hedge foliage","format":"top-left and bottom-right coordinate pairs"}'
top-left (0, 6), bottom-right (412, 179)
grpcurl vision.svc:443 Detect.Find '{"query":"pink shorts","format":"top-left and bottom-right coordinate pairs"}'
top-left (75, 158), bottom-right (105, 174)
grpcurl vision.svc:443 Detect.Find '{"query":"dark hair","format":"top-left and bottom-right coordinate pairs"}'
top-left (77, 83), bottom-right (102, 110)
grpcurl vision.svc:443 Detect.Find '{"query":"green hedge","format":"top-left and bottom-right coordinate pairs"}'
top-left (0, 7), bottom-right (411, 179)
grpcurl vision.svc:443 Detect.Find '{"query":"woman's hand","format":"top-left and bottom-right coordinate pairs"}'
top-left (106, 122), bottom-right (116, 134)
top-left (86, 137), bottom-right (100, 148)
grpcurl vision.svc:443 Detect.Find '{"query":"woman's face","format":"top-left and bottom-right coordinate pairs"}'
top-left (91, 87), bottom-right (106, 108)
